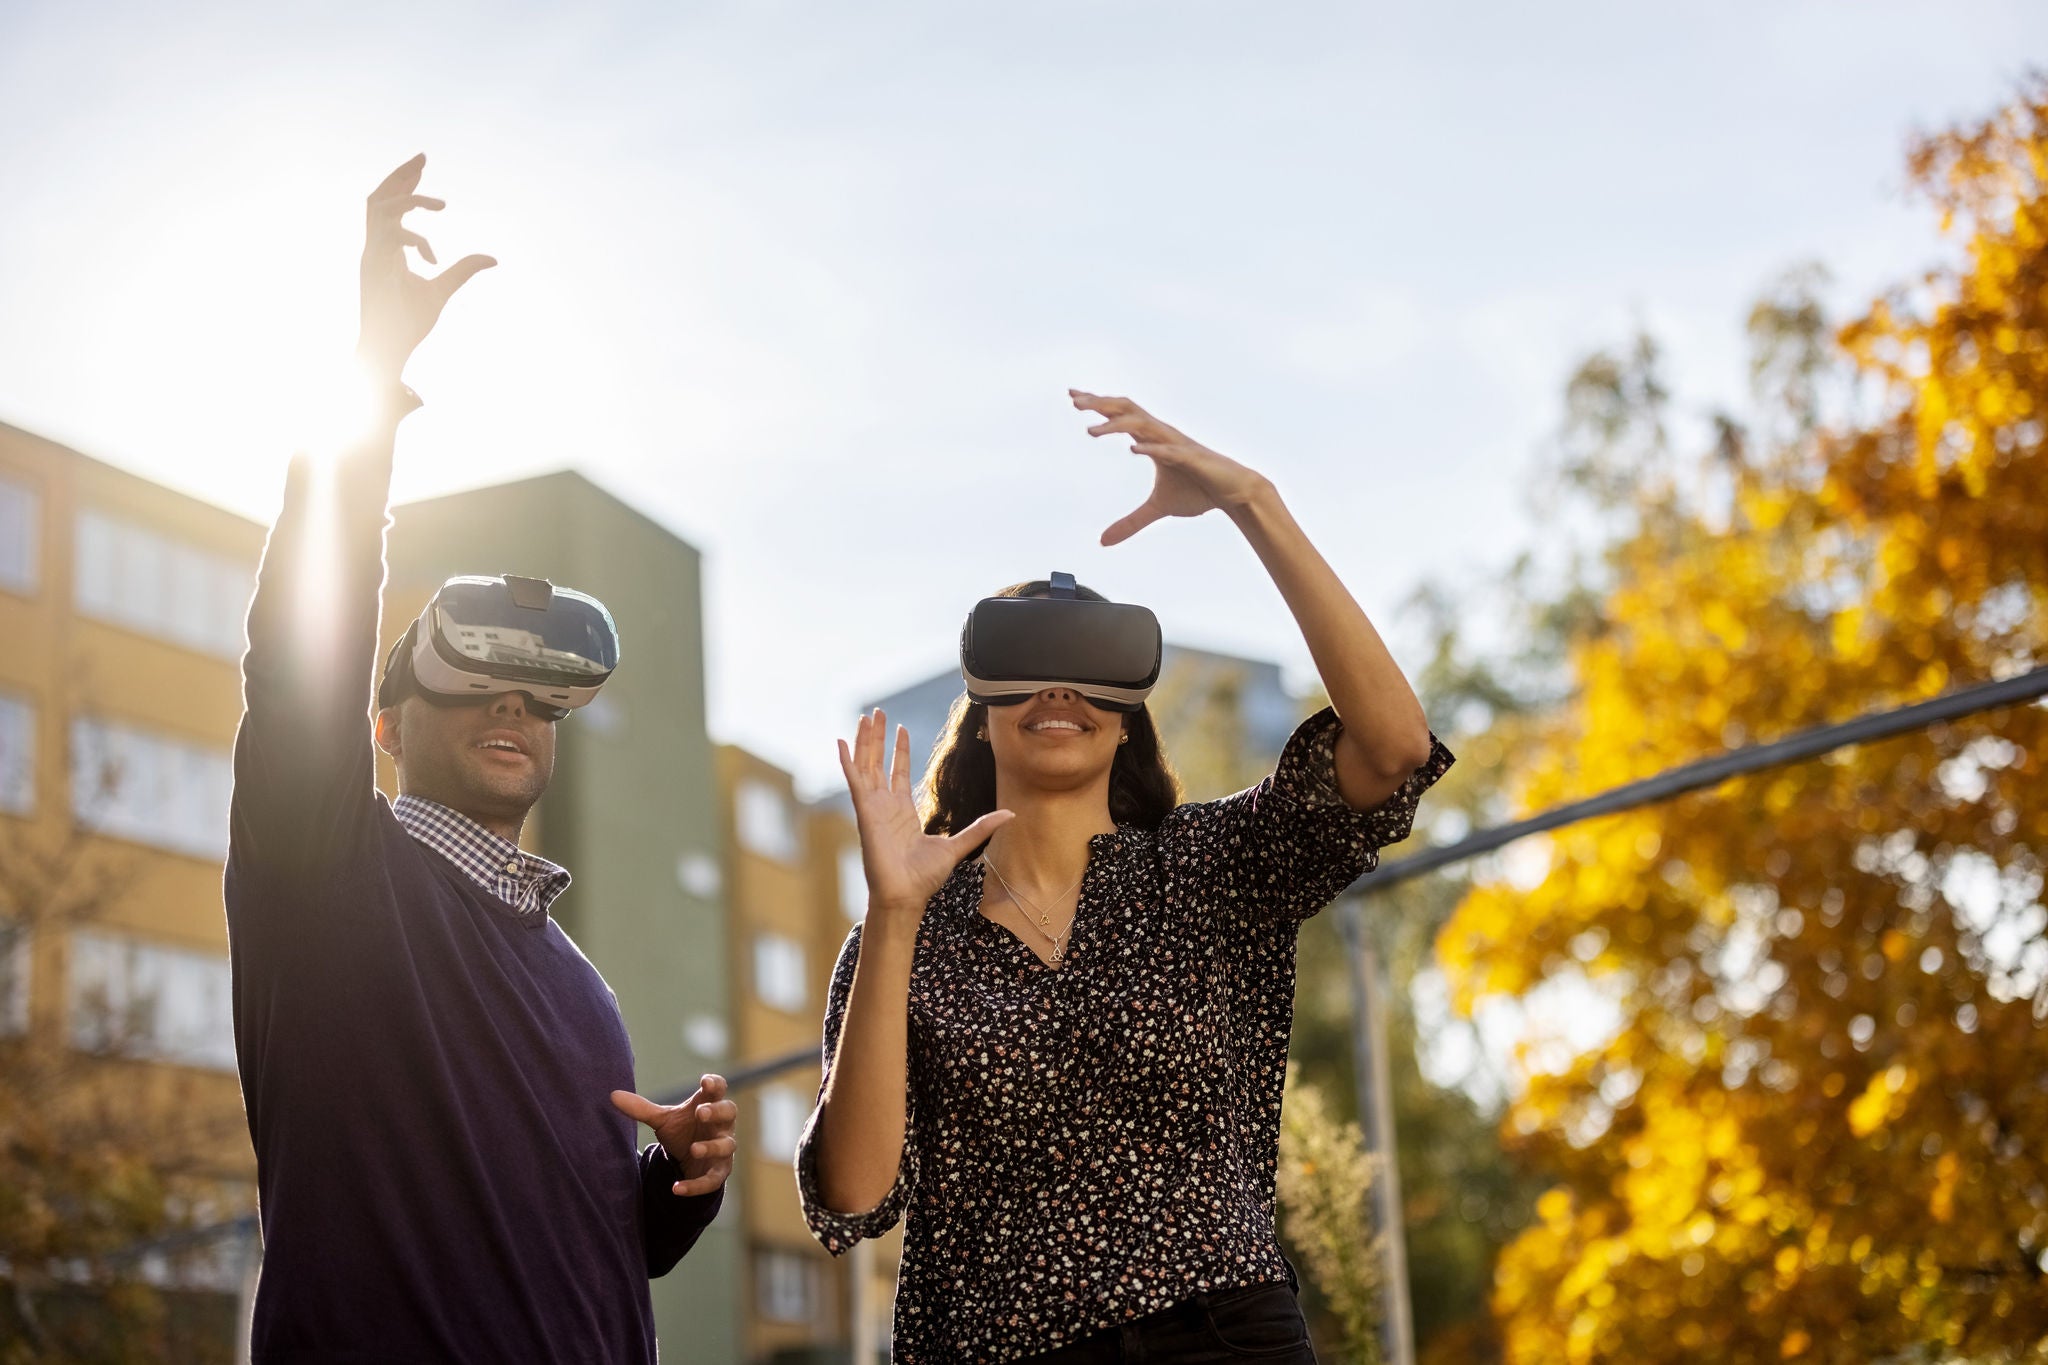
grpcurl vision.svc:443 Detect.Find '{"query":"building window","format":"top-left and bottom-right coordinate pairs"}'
top-left (68, 930), bottom-right (236, 1071)
top-left (753, 934), bottom-right (808, 1013)
top-left (70, 717), bottom-right (232, 859)
top-left (0, 921), bottom-right (27, 1037)
top-left (0, 692), bottom-right (33, 816)
top-left (758, 1084), bottom-right (808, 1162)
top-left (838, 844), bottom-right (867, 922)
top-left (681, 1013), bottom-right (728, 1061)
top-left (755, 1247), bottom-right (821, 1325)
top-left (74, 509), bottom-right (251, 659)
top-left (0, 473), bottom-right (38, 594)
top-left (735, 778), bottom-right (800, 863)
top-left (674, 851), bottom-right (722, 901)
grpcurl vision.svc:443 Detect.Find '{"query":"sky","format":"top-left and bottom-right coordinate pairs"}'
top-left (1, 1), bottom-right (2042, 796)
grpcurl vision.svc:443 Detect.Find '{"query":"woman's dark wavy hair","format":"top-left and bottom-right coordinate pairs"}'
top-left (919, 580), bottom-right (1183, 836)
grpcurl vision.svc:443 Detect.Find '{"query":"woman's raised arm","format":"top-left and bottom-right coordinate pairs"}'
top-left (1072, 390), bottom-right (1435, 810)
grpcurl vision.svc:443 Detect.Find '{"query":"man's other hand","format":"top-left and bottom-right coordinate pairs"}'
top-left (612, 1078), bottom-right (738, 1198)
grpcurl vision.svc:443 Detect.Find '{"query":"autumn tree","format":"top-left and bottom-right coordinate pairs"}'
top-left (0, 802), bottom-right (247, 1362)
top-left (1436, 87), bottom-right (2048, 1363)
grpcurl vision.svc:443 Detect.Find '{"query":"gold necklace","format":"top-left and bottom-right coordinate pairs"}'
top-left (980, 854), bottom-right (1086, 938)
top-left (981, 855), bottom-right (1085, 964)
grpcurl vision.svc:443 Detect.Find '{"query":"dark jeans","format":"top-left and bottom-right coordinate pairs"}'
top-left (1016, 1281), bottom-right (1318, 1363)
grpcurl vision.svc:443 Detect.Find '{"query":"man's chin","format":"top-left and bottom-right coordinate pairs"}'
top-left (457, 768), bottom-right (548, 817)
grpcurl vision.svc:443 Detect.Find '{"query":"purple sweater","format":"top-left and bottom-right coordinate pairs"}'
top-left (224, 420), bottom-right (718, 1363)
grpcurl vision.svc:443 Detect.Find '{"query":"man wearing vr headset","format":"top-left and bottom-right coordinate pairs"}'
top-left (797, 394), bottom-right (1453, 1363)
top-left (224, 156), bottom-right (732, 1364)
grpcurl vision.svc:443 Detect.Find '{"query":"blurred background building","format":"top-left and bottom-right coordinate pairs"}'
top-left (717, 743), bottom-right (902, 1365)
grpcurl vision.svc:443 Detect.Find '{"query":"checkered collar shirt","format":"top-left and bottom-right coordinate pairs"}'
top-left (392, 794), bottom-right (572, 923)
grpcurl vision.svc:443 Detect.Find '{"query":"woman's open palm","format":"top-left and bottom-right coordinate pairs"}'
top-left (838, 710), bottom-right (1012, 917)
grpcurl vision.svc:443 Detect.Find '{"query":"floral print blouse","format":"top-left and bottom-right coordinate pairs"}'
top-left (795, 708), bottom-right (1454, 1364)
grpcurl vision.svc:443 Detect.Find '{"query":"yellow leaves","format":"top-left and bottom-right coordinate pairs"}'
top-left (1878, 537), bottom-right (1919, 579)
top-left (1846, 1076), bottom-right (1890, 1138)
top-left (1830, 606), bottom-right (1869, 664)
top-left (1847, 1065), bottom-right (1918, 1138)
top-left (1437, 882), bottom-right (1546, 1012)
top-left (1702, 600), bottom-right (1750, 652)
top-left (1929, 1152), bottom-right (1961, 1224)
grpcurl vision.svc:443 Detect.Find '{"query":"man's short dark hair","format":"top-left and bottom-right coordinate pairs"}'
top-left (377, 623), bottom-right (417, 711)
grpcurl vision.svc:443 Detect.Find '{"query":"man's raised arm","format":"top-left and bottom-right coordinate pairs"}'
top-left (230, 155), bottom-right (495, 880)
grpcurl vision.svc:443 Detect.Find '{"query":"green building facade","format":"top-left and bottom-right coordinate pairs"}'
top-left (386, 471), bottom-right (737, 1360)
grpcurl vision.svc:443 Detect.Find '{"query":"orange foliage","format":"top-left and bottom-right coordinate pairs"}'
top-left (1438, 88), bottom-right (2048, 1363)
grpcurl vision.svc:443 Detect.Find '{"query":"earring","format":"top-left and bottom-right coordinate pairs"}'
top-left (976, 726), bottom-right (988, 741)
top-left (1118, 732), bottom-right (1129, 745)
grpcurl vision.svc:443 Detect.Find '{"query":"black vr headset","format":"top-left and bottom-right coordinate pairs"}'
top-left (959, 572), bottom-right (1163, 713)
top-left (379, 575), bottom-right (619, 722)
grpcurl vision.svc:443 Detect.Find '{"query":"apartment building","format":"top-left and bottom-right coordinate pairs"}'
top-left (0, 421), bottom-right (265, 1344)
top-left (719, 744), bottom-right (902, 1365)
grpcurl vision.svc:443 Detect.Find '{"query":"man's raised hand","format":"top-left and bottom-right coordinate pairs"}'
top-left (358, 153), bottom-right (496, 387)
top-left (612, 1078), bottom-right (738, 1198)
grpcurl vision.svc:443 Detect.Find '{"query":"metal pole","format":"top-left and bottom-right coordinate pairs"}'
top-left (851, 1237), bottom-right (880, 1365)
top-left (1342, 898), bottom-right (1414, 1365)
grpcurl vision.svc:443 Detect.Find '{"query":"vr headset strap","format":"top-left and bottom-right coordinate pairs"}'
top-left (1049, 570), bottom-right (1078, 600)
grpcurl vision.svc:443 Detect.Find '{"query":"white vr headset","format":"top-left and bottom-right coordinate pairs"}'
top-left (380, 575), bottom-right (619, 722)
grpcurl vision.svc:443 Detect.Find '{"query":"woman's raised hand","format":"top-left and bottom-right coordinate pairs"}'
top-left (1071, 390), bottom-right (1275, 546)
top-left (838, 710), bottom-right (1012, 920)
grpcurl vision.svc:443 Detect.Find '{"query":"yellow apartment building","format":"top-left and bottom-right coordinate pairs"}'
top-left (0, 421), bottom-right (266, 1339)
top-left (719, 744), bottom-right (903, 1365)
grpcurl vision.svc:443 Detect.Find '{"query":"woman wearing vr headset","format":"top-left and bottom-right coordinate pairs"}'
top-left (797, 392), bottom-right (1453, 1364)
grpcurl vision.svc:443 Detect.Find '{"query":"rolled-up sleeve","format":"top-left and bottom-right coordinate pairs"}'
top-left (794, 924), bottom-right (919, 1254)
top-left (1163, 706), bottom-right (1455, 925)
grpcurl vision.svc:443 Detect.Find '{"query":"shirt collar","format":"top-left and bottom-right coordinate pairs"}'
top-left (393, 794), bottom-right (572, 923)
